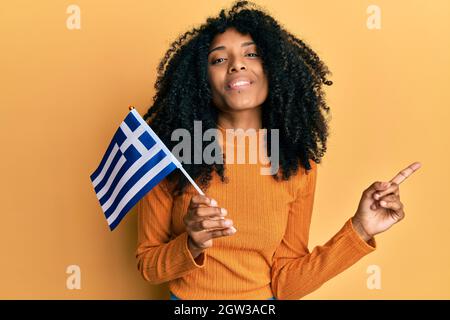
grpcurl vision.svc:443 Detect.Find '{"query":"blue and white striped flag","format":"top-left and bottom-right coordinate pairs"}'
top-left (90, 108), bottom-right (184, 230)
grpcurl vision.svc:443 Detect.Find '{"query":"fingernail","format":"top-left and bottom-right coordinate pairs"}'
top-left (374, 193), bottom-right (380, 199)
top-left (210, 199), bottom-right (218, 206)
top-left (380, 201), bottom-right (387, 206)
top-left (221, 208), bottom-right (227, 215)
top-left (223, 219), bottom-right (232, 227)
top-left (229, 226), bottom-right (237, 233)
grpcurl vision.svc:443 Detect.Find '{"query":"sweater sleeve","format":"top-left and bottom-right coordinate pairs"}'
top-left (270, 161), bottom-right (376, 299)
top-left (135, 179), bottom-right (207, 284)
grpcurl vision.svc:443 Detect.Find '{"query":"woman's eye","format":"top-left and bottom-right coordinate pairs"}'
top-left (211, 58), bottom-right (225, 65)
top-left (210, 53), bottom-right (259, 65)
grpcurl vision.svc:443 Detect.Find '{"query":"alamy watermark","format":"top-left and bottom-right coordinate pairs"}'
top-left (366, 264), bottom-right (382, 290)
top-left (66, 265), bottom-right (81, 290)
top-left (66, 4), bottom-right (81, 30)
top-left (170, 121), bottom-right (279, 175)
top-left (367, 4), bottom-right (381, 30)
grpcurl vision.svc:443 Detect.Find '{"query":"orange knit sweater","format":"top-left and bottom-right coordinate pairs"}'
top-left (136, 125), bottom-right (376, 300)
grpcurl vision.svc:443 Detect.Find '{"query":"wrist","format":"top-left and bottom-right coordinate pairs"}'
top-left (187, 235), bottom-right (204, 259)
top-left (351, 216), bottom-right (373, 242)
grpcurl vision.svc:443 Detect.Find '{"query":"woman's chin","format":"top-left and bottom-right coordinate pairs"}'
top-left (224, 101), bottom-right (260, 111)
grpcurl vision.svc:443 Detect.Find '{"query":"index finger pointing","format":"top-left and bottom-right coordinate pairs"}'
top-left (389, 161), bottom-right (422, 185)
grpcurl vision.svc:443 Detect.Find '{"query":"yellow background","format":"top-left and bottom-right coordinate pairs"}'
top-left (1, 0), bottom-right (449, 299)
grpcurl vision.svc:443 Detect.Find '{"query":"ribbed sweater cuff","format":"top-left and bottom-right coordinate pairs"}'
top-left (177, 232), bottom-right (207, 270)
top-left (344, 218), bottom-right (377, 253)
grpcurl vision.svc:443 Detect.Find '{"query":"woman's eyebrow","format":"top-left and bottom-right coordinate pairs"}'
top-left (208, 41), bottom-right (256, 56)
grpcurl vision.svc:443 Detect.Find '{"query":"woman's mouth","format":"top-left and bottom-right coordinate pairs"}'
top-left (226, 80), bottom-right (253, 90)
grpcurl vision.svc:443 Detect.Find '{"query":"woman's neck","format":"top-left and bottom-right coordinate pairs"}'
top-left (216, 107), bottom-right (262, 130)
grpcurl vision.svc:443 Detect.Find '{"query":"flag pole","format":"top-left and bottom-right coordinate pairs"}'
top-left (177, 166), bottom-right (205, 196)
top-left (128, 105), bottom-right (205, 196)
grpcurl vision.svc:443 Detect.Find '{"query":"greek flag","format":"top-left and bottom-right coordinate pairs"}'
top-left (90, 108), bottom-right (181, 230)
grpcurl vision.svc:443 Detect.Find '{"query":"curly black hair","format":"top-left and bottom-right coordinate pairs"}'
top-left (143, 0), bottom-right (333, 196)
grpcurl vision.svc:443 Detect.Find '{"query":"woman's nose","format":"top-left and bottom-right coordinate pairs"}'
top-left (228, 58), bottom-right (247, 73)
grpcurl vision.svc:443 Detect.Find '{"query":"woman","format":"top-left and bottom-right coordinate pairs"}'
top-left (136, 1), bottom-right (420, 300)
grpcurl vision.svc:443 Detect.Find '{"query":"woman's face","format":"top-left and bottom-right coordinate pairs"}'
top-left (207, 28), bottom-right (269, 113)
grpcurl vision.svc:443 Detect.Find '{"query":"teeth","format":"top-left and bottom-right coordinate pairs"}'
top-left (230, 80), bottom-right (250, 88)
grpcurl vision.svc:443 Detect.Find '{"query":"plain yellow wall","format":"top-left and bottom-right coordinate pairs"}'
top-left (1, 0), bottom-right (449, 299)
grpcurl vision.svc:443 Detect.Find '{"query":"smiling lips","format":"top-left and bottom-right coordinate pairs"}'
top-left (226, 79), bottom-right (253, 90)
